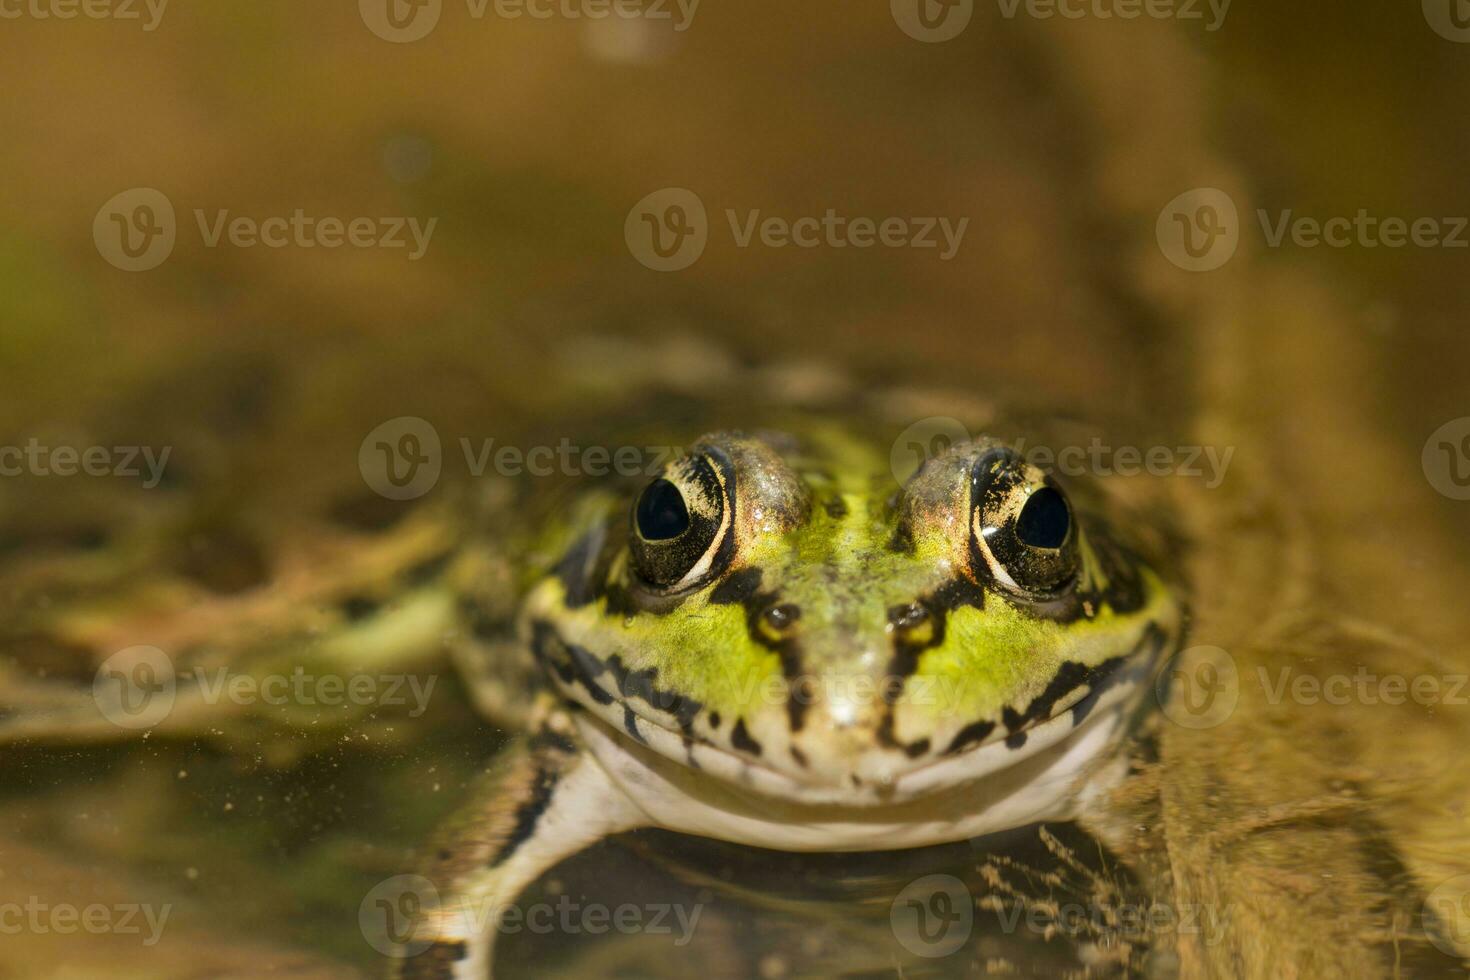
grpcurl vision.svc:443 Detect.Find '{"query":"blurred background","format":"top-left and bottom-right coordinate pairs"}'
top-left (2, 0), bottom-right (1470, 976)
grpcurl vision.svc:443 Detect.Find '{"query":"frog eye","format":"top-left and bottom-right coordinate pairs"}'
top-left (969, 449), bottom-right (1078, 594)
top-left (629, 453), bottom-right (731, 591)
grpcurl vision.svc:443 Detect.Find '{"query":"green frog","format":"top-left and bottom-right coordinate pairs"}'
top-left (389, 419), bottom-right (1183, 979)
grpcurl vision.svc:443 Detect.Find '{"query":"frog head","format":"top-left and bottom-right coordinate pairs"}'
top-left (522, 427), bottom-right (1183, 806)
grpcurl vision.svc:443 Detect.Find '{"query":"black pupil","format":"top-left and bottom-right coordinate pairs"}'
top-left (636, 479), bottom-right (691, 541)
top-left (1015, 487), bottom-right (1070, 549)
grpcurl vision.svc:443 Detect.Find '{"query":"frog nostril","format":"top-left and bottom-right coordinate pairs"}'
top-left (888, 602), bottom-right (930, 631)
top-left (761, 603), bottom-right (802, 633)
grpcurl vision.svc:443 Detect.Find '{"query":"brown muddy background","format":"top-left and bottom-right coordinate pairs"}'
top-left (2, 0), bottom-right (1469, 977)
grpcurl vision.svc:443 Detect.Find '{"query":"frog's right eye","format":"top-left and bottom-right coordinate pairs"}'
top-left (629, 453), bottom-right (730, 592)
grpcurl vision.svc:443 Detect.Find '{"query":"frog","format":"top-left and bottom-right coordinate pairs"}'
top-left (388, 418), bottom-right (1184, 979)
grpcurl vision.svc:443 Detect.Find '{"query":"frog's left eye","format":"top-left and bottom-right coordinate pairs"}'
top-left (629, 453), bottom-right (731, 592)
top-left (969, 449), bottom-right (1078, 594)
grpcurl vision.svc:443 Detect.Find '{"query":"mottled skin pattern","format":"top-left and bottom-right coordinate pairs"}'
top-left (394, 423), bottom-right (1183, 979)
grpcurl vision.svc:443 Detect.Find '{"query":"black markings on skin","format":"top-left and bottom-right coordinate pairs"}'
top-left (530, 620), bottom-right (704, 735)
top-left (1066, 621), bottom-right (1167, 727)
top-left (790, 745), bottom-right (809, 768)
top-left (623, 706), bottom-right (647, 744)
top-left (490, 764), bottom-right (559, 869)
top-left (707, 710), bottom-right (722, 729)
top-left (944, 719), bottom-right (997, 755)
top-left (528, 726), bottom-right (577, 756)
top-left (903, 738), bottom-right (931, 758)
top-left (709, 567), bottom-right (763, 605)
top-left (931, 576), bottom-right (987, 612)
top-left (710, 566), bottom-right (811, 733)
top-left (567, 644), bottom-right (616, 706)
top-left (876, 600), bottom-right (946, 757)
top-left (552, 529), bottom-right (605, 608)
top-left (731, 718), bottom-right (763, 756)
top-left (940, 619), bottom-right (1169, 756)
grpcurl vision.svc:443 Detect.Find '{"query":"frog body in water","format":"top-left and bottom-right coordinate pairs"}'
top-left (392, 417), bottom-right (1184, 979)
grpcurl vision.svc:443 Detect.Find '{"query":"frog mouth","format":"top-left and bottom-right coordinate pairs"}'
top-left (534, 617), bottom-right (1169, 806)
top-left (571, 668), bottom-right (1152, 813)
top-left (564, 659), bottom-right (1157, 809)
